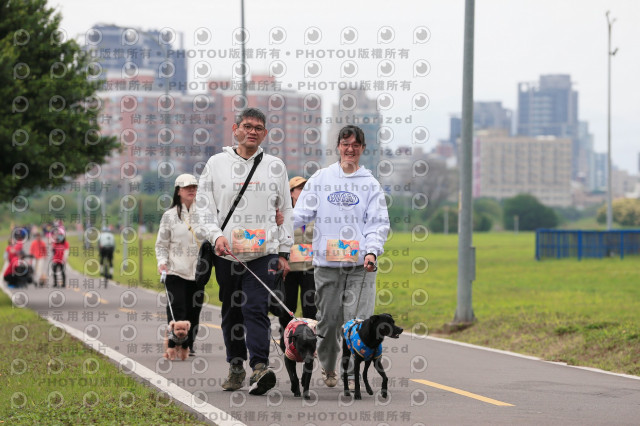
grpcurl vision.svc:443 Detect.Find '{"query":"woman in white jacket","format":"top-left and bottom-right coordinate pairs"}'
top-left (155, 174), bottom-right (202, 356)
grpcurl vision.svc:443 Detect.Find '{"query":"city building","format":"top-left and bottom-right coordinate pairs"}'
top-left (92, 73), bottom-right (322, 189)
top-left (473, 130), bottom-right (572, 207)
top-left (447, 101), bottom-right (512, 167)
top-left (83, 24), bottom-right (188, 94)
top-left (94, 72), bottom-right (224, 188)
top-left (449, 101), bottom-right (512, 145)
top-left (516, 74), bottom-right (586, 180)
top-left (589, 152), bottom-right (608, 193)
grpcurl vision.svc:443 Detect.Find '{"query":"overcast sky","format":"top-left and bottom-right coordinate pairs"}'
top-left (51, 0), bottom-right (640, 174)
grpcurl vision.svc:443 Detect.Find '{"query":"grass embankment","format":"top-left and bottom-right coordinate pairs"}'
top-left (0, 238), bottom-right (206, 424)
top-left (68, 231), bottom-right (640, 376)
top-left (380, 232), bottom-right (640, 376)
top-left (0, 292), bottom-right (206, 424)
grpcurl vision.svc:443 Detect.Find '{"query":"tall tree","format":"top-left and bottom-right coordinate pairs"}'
top-left (0, 0), bottom-right (117, 203)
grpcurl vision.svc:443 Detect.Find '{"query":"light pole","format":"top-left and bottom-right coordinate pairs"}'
top-left (240, 0), bottom-right (247, 102)
top-left (606, 11), bottom-right (617, 231)
top-left (453, 0), bottom-right (476, 326)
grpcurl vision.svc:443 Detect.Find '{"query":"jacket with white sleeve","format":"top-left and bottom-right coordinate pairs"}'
top-left (155, 204), bottom-right (199, 281)
top-left (194, 146), bottom-right (293, 262)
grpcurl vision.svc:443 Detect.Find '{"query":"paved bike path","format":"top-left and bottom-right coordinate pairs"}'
top-left (4, 266), bottom-right (640, 425)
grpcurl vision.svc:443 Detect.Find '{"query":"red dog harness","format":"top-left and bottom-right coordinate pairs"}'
top-left (284, 319), bottom-right (318, 362)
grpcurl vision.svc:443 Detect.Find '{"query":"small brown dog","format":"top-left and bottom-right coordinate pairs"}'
top-left (163, 320), bottom-right (191, 361)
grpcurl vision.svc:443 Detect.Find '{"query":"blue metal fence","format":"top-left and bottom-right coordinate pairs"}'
top-left (535, 229), bottom-right (640, 260)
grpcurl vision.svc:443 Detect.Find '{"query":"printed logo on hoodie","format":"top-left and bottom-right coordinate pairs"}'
top-left (327, 191), bottom-right (359, 207)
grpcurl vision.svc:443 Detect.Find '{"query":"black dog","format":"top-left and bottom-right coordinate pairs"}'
top-left (283, 319), bottom-right (318, 399)
top-left (341, 313), bottom-right (403, 399)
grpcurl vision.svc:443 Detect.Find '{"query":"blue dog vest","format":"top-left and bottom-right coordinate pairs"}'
top-left (343, 318), bottom-right (382, 360)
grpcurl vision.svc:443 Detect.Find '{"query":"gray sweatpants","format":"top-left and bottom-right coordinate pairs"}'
top-left (314, 265), bottom-right (377, 374)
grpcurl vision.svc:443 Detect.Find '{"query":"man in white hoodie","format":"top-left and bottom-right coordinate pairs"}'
top-left (293, 124), bottom-right (390, 388)
top-left (195, 108), bottom-right (293, 395)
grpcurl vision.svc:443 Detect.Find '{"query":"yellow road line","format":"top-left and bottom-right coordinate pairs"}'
top-left (72, 288), bottom-right (108, 305)
top-left (411, 379), bottom-right (514, 407)
top-left (201, 322), bottom-right (221, 330)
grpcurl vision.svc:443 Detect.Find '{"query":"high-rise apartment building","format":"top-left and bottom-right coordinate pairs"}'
top-left (95, 73), bottom-right (224, 186)
top-left (83, 25), bottom-right (188, 94)
top-left (93, 74), bottom-right (322, 187)
top-left (517, 74), bottom-right (586, 180)
top-left (448, 101), bottom-right (512, 164)
top-left (473, 130), bottom-right (572, 207)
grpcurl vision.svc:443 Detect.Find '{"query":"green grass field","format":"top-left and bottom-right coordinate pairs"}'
top-left (0, 285), bottom-right (206, 424)
top-left (379, 232), bottom-right (640, 375)
top-left (66, 231), bottom-right (640, 376)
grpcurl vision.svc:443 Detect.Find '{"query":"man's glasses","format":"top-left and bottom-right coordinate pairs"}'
top-left (339, 141), bottom-right (363, 149)
top-left (240, 123), bottom-right (266, 133)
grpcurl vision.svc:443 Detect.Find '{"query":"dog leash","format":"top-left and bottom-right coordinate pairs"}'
top-left (160, 271), bottom-right (190, 345)
top-left (225, 251), bottom-right (295, 319)
top-left (160, 271), bottom-right (177, 323)
top-left (347, 260), bottom-right (378, 320)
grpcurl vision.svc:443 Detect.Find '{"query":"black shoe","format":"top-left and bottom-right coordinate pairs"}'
top-left (249, 363), bottom-right (276, 395)
top-left (189, 348), bottom-right (195, 357)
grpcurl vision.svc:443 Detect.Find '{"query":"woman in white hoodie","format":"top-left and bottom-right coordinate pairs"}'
top-left (155, 173), bottom-right (203, 356)
top-left (293, 125), bottom-right (390, 388)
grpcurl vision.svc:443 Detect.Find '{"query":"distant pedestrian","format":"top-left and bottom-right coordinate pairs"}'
top-left (3, 233), bottom-right (28, 288)
top-left (98, 227), bottom-right (115, 279)
top-left (29, 232), bottom-right (48, 286)
top-left (51, 229), bottom-right (69, 287)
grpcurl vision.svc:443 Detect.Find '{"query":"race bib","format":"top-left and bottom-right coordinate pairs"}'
top-left (325, 239), bottom-right (359, 262)
top-left (290, 244), bottom-right (313, 263)
top-left (232, 229), bottom-right (266, 254)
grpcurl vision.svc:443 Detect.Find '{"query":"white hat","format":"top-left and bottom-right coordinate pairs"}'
top-left (175, 174), bottom-right (198, 188)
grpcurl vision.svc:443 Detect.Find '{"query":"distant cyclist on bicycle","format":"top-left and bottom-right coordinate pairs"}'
top-left (98, 227), bottom-right (115, 279)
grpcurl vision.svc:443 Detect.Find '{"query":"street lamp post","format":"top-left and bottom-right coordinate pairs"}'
top-left (606, 11), bottom-right (617, 231)
top-left (453, 0), bottom-right (476, 326)
top-left (241, 0), bottom-right (247, 101)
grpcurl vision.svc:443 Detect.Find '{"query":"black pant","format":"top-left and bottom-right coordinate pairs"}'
top-left (164, 274), bottom-right (204, 349)
top-left (99, 247), bottom-right (114, 268)
top-left (52, 262), bottom-right (65, 287)
top-left (278, 269), bottom-right (317, 347)
top-left (214, 254), bottom-right (277, 369)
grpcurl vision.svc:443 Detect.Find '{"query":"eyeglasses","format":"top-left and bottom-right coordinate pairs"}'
top-left (240, 123), bottom-right (266, 133)
top-left (339, 141), bottom-right (363, 149)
